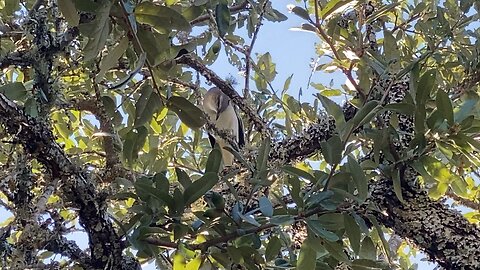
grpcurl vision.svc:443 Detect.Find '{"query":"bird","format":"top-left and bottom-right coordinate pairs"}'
top-left (202, 87), bottom-right (245, 166)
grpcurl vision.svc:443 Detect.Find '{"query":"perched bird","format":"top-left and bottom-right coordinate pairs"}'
top-left (202, 87), bottom-right (245, 166)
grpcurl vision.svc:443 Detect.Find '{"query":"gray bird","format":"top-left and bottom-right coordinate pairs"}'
top-left (202, 87), bottom-right (245, 166)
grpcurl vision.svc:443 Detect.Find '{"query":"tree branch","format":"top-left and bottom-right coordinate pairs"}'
top-left (176, 53), bottom-right (271, 137)
top-left (371, 175), bottom-right (480, 269)
top-left (0, 93), bottom-right (140, 269)
top-left (446, 190), bottom-right (480, 211)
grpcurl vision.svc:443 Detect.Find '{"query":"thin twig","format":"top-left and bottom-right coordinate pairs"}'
top-left (244, 1), bottom-right (269, 97)
top-left (118, 0), bottom-right (165, 105)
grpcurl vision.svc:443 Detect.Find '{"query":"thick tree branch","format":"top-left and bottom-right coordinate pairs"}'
top-left (0, 93), bottom-right (140, 270)
top-left (372, 176), bottom-right (480, 269)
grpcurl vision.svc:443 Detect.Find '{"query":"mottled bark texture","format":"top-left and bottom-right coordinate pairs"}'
top-left (371, 176), bottom-right (480, 270)
top-left (266, 103), bottom-right (480, 269)
top-left (0, 93), bottom-right (140, 270)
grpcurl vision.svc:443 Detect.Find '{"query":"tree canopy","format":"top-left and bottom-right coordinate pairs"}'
top-left (0, 0), bottom-right (480, 269)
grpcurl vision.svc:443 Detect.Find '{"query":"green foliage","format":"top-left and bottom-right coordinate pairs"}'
top-left (1, 0), bottom-right (480, 269)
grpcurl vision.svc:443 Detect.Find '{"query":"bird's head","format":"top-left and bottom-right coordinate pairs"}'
top-left (203, 87), bottom-right (230, 120)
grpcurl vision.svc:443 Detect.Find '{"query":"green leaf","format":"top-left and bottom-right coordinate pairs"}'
top-left (300, 23), bottom-right (318, 33)
top-left (109, 52), bottom-right (146, 89)
top-left (270, 215), bottom-right (294, 225)
top-left (383, 30), bottom-right (399, 60)
top-left (167, 96), bottom-right (207, 129)
top-left (416, 70), bottom-right (436, 105)
top-left (58, 0), bottom-right (80, 26)
top-left (258, 196), bottom-right (273, 217)
top-left (282, 166), bottom-right (316, 182)
top-left (182, 5), bottom-right (205, 21)
top-left (0, 82), bottom-right (27, 101)
top-left (344, 214), bottom-right (361, 254)
top-left (347, 156), bottom-right (368, 202)
top-left (369, 217), bottom-right (391, 261)
top-left (297, 240), bottom-right (316, 270)
top-left (323, 240), bottom-right (349, 262)
top-left (436, 89), bottom-right (454, 125)
top-left (135, 2), bottom-right (192, 34)
top-left (392, 168), bottom-right (405, 203)
top-left (317, 94), bottom-right (346, 128)
top-left (454, 91), bottom-right (479, 122)
top-left (4, 0), bottom-right (20, 14)
top-left (288, 176), bottom-right (303, 208)
top-left (134, 178), bottom-right (174, 208)
top-left (204, 39), bottom-right (222, 65)
top-left (359, 236), bottom-right (376, 260)
top-left (175, 168), bottom-right (192, 189)
top-left (320, 135), bottom-right (343, 164)
top-left (79, 0), bottom-right (112, 61)
top-left (320, 0), bottom-right (351, 19)
top-left (282, 74), bottom-right (293, 93)
top-left (351, 100), bottom-right (381, 128)
top-left (265, 8), bottom-right (288, 22)
top-left (305, 190), bottom-right (333, 208)
top-left (255, 137), bottom-right (271, 181)
top-left (290, 6), bottom-right (310, 21)
top-left (183, 172), bottom-right (218, 205)
top-left (215, 0), bottom-right (230, 37)
top-left (96, 36), bottom-right (129, 83)
top-left (210, 252), bottom-right (231, 268)
top-left (134, 84), bottom-right (162, 127)
top-left (136, 28), bottom-right (171, 66)
top-left (352, 259), bottom-right (388, 269)
top-left (365, 3), bottom-right (399, 24)
top-left (265, 236), bottom-right (282, 261)
top-left (205, 148), bottom-right (222, 173)
top-left (122, 126), bottom-right (148, 164)
top-left (383, 103), bottom-right (415, 115)
top-left (306, 220), bottom-right (339, 242)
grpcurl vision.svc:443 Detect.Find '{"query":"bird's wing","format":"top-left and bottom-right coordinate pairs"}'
top-left (237, 111), bottom-right (245, 148)
top-left (208, 133), bottom-right (216, 148)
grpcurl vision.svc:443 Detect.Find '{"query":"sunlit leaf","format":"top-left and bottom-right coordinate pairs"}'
top-left (282, 165), bottom-right (316, 182)
top-left (135, 2), bottom-right (192, 34)
top-left (320, 0), bottom-right (351, 19)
